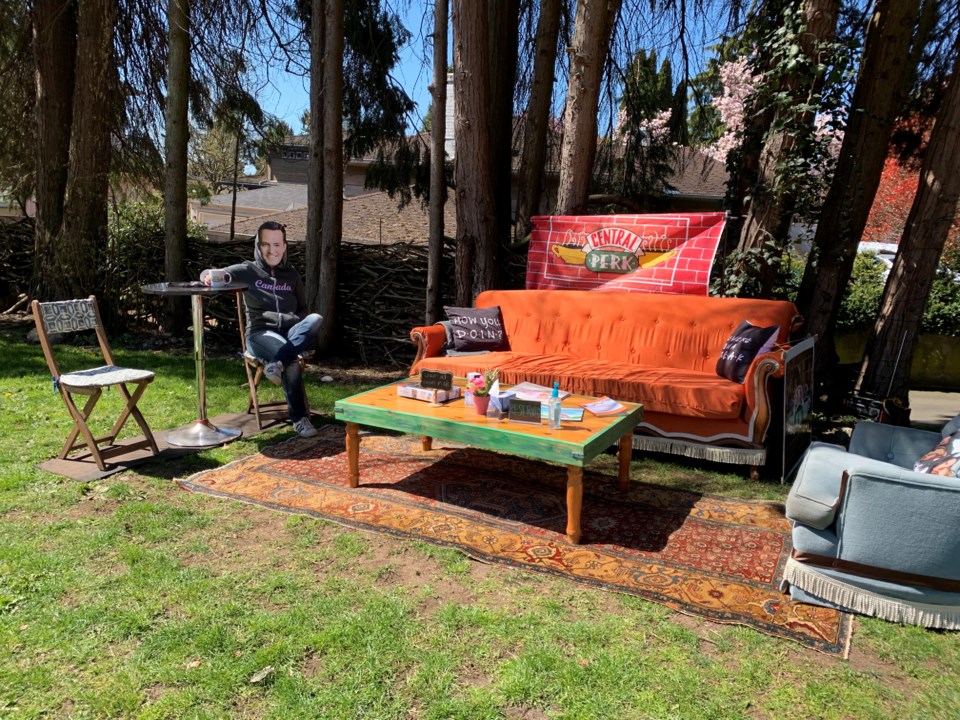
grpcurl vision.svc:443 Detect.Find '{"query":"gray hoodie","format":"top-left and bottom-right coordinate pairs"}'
top-left (224, 238), bottom-right (308, 337)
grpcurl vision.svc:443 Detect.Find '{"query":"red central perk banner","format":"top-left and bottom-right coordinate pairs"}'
top-left (526, 212), bottom-right (726, 295)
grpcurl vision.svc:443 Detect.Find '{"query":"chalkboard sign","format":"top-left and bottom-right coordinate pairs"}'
top-left (420, 370), bottom-right (453, 391)
top-left (509, 399), bottom-right (542, 425)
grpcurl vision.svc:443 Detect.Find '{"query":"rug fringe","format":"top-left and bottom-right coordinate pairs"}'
top-left (632, 435), bottom-right (766, 465)
top-left (784, 558), bottom-right (960, 629)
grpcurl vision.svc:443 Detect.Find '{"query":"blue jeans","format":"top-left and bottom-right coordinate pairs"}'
top-left (246, 314), bottom-right (322, 423)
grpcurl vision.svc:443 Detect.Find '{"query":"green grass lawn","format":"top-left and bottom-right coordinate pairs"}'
top-left (1, 329), bottom-right (959, 719)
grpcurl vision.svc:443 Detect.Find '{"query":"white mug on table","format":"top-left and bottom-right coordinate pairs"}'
top-left (200, 268), bottom-right (232, 288)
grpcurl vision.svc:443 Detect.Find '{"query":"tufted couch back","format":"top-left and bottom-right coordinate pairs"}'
top-left (475, 289), bottom-right (800, 372)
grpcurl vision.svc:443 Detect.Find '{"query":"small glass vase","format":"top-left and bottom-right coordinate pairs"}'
top-left (473, 394), bottom-right (490, 415)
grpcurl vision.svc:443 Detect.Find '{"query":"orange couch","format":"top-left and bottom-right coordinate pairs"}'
top-left (409, 289), bottom-right (803, 473)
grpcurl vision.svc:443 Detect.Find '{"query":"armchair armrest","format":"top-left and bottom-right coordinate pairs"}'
top-left (408, 324), bottom-right (447, 375)
top-left (786, 442), bottom-right (850, 529)
top-left (829, 459), bottom-right (960, 581)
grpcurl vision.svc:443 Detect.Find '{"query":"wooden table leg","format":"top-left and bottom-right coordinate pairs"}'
top-left (618, 432), bottom-right (633, 492)
top-left (345, 422), bottom-right (360, 488)
top-left (421, 436), bottom-right (433, 451)
top-left (566, 465), bottom-right (583, 544)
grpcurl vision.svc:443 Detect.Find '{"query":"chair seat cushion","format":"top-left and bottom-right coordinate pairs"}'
top-left (60, 365), bottom-right (154, 388)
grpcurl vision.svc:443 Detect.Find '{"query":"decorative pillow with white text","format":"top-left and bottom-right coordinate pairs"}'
top-left (715, 320), bottom-right (779, 384)
top-left (443, 306), bottom-right (507, 353)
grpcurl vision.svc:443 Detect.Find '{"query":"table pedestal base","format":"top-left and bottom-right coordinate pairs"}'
top-left (166, 420), bottom-right (241, 447)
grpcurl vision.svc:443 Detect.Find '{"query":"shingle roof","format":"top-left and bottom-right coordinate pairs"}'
top-left (207, 183), bottom-right (308, 211)
top-left (210, 190), bottom-right (456, 245)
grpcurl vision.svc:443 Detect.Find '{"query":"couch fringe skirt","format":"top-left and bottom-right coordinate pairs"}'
top-left (783, 557), bottom-right (960, 630)
top-left (632, 435), bottom-right (766, 466)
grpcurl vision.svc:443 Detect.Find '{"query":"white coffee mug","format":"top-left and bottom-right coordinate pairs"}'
top-left (200, 268), bottom-right (232, 288)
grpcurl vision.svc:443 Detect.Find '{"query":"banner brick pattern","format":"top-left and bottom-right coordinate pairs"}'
top-left (526, 212), bottom-right (726, 295)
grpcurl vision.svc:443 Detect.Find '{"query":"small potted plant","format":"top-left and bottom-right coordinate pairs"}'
top-left (467, 368), bottom-right (499, 415)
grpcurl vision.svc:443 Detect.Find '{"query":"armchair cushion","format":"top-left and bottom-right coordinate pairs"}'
top-left (848, 420), bottom-right (942, 470)
top-left (785, 442), bottom-right (849, 529)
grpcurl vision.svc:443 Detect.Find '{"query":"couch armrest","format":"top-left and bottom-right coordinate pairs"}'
top-left (740, 350), bottom-right (785, 444)
top-left (828, 458), bottom-right (960, 581)
top-left (848, 421), bottom-right (941, 469)
top-left (408, 325), bottom-right (447, 375)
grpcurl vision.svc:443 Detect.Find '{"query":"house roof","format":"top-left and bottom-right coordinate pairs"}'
top-left (666, 147), bottom-right (727, 199)
top-left (208, 190), bottom-right (456, 245)
top-left (206, 183), bottom-right (308, 211)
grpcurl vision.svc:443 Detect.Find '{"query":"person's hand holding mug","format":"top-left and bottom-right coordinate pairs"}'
top-left (200, 268), bottom-right (232, 288)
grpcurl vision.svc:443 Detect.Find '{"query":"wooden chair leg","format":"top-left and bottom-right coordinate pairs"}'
top-left (116, 381), bottom-right (159, 454)
top-left (60, 388), bottom-right (108, 471)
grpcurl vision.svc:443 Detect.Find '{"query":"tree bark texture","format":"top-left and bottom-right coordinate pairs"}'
top-left (59, 0), bottom-right (117, 300)
top-left (795, 0), bottom-right (919, 379)
top-left (486, 0), bottom-right (520, 270)
top-left (797, 0), bottom-right (917, 378)
top-left (736, 0), bottom-right (838, 297)
top-left (555, 0), bottom-right (621, 215)
top-left (426, 0), bottom-right (448, 324)
top-left (857, 59), bottom-right (960, 401)
top-left (31, 0), bottom-right (76, 298)
top-left (316, 0), bottom-right (344, 352)
top-left (452, 0), bottom-right (496, 304)
top-left (163, 0), bottom-right (190, 332)
top-left (306, 0), bottom-right (325, 312)
top-left (515, 0), bottom-right (561, 242)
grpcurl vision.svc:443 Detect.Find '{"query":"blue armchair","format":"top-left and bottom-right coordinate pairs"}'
top-left (782, 417), bottom-right (960, 628)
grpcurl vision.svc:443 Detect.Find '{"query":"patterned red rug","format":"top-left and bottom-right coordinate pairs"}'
top-left (180, 425), bottom-right (851, 656)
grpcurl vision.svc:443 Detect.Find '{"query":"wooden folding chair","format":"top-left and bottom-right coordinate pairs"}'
top-left (31, 296), bottom-right (159, 471)
top-left (234, 294), bottom-right (312, 430)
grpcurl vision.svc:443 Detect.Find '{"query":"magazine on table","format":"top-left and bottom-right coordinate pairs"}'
top-left (580, 396), bottom-right (627, 416)
top-left (510, 381), bottom-right (571, 402)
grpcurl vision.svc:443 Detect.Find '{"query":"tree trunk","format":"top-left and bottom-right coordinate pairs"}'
top-left (60, 0), bottom-right (116, 300)
top-left (229, 130), bottom-right (241, 241)
top-left (487, 0), bottom-right (520, 273)
top-left (452, 0), bottom-right (496, 303)
top-left (31, 0), bottom-right (76, 299)
top-left (163, 0), bottom-right (190, 332)
top-left (795, 0), bottom-right (919, 381)
top-left (305, 0), bottom-right (325, 313)
top-left (426, 0), bottom-right (448, 324)
top-left (515, 0), bottom-right (561, 242)
top-left (554, 0), bottom-right (621, 215)
top-left (736, 0), bottom-right (838, 297)
top-left (857, 56), bottom-right (960, 402)
top-left (316, 0), bottom-right (344, 353)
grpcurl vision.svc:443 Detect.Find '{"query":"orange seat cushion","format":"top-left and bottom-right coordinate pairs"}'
top-left (416, 352), bottom-right (744, 419)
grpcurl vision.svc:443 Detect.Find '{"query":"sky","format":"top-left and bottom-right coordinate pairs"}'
top-left (260, 5), bottom-right (438, 134)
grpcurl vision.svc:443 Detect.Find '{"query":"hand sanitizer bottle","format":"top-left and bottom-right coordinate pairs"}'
top-left (547, 381), bottom-right (562, 430)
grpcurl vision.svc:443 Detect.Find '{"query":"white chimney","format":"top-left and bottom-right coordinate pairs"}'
top-left (444, 70), bottom-right (455, 159)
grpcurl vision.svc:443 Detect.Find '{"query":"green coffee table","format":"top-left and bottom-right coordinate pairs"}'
top-left (334, 379), bottom-right (643, 544)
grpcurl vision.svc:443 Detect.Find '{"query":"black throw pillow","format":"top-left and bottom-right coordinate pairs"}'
top-left (443, 305), bottom-right (506, 353)
top-left (716, 320), bottom-right (779, 384)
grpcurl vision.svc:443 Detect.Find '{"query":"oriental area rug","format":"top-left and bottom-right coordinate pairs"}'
top-left (180, 425), bottom-right (851, 656)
